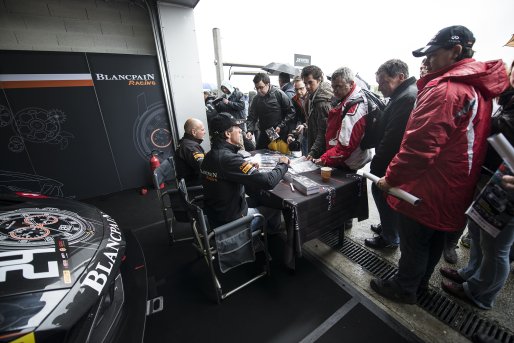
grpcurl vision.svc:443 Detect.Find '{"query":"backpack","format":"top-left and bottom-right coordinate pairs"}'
top-left (341, 88), bottom-right (386, 149)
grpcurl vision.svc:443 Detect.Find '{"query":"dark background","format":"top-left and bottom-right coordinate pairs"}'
top-left (0, 50), bottom-right (173, 199)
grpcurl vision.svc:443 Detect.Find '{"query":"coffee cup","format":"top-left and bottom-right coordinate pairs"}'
top-left (321, 167), bottom-right (332, 182)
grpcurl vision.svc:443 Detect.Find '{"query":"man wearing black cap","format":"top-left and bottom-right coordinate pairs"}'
top-left (201, 112), bottom-right (290, 230)
top-left (370, 25), bottom-right (509, 304)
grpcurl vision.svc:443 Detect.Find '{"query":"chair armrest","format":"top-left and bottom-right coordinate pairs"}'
top-left (192, 194), bottom-right (204, 204)
top-left (186, 185), bottom-right (203, 193)
top-left (213, 213), bottom-right (264, 236)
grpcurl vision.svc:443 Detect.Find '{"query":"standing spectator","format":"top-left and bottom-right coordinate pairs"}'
top-left (214, 80), bottom-right (246, 122)
top-left (279, 72), bottom-right (295, 99)
top-left (364, 59), bottom-right (417, 250)
top-left (370, 25), bottom-right (509, 304)
top-left (301, 65), bottom-right (333, 160)
top-left (419, 58), bottom-right (429, 78)
top-left (439, 59), bottom-right (514, 310)
top-left (175, 118), bottom-right (206, 186)
top-left (288, 76), bottom-right (309, 156)
top-left (313, 67), bottom-right (372, 171)
top-left (214, 80), bottom-right (255, 151)
top-left (246, 73), bottom-right (296, 150)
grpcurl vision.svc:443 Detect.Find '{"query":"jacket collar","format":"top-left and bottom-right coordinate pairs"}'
top-left (212, 138), bottom-right (240, 152)
top-left (182, 132), bottom-right (203, 144)
top-left (390, 76), bottom-right (417, 100)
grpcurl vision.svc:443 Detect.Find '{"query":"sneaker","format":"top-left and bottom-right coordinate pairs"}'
top-left (370, 223), bottom-right (382, 234)
top-left (443, 246), bottom-right (458, 264)
top-left (370, 278), bottom-right (417, 304)
top-left (460, 233), bottom-right (471, 249)
top-left (364, 235), bottom-right (398, 249)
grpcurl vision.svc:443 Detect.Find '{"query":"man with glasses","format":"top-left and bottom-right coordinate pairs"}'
top-left (246, 73), bottom-right (296, 150)
top-left (301, 65), bottom-right (333, 160)
top-left (287, 76), bottom-right (308, 155)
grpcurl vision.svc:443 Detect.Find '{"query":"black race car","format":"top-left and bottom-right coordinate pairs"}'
top-left (0, 192), bottom-right (147, 343)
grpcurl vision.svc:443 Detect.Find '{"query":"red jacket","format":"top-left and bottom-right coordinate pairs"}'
top-left (320, 84), bottom-right (372, 170)
top-left (385, 59), bottom-right (509, 231)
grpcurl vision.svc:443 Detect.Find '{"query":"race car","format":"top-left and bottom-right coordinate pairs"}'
top-left (0, 192), bottom-right (146, 343)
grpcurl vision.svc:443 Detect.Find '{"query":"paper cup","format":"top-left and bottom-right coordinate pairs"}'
top-left (321, 167), bottom-right (332, 182)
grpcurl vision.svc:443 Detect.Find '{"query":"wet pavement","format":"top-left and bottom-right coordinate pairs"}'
top-left (304, 164), bottom-right (514, 342)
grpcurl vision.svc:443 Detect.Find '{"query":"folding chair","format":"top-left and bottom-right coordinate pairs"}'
top-left (179, 182), bottom-right (271, 304)
top-left (153, 156), bottom-right (202, 245)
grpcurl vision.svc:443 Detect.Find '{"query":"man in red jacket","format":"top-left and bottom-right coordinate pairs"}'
top-left (370, 25), bottom-right (509, 304)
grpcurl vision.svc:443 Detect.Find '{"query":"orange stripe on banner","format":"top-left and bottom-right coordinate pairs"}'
top-left (0, 80), bottom-right (94, 89)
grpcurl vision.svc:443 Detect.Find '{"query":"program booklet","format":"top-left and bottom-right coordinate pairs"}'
top-left (466, 163), bottom-right (514, 237)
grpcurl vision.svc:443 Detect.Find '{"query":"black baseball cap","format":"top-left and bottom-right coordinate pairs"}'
top-left (412, 25), bottom-right (475, 57)
top-left (209, 112), bottom-right (246, 134)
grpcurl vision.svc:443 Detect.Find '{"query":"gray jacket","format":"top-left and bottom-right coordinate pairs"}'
top-left (305, 81), bottom-right (333, 158)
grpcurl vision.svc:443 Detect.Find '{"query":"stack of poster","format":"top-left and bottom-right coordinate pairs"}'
top-left (292, 175), bottom-right (320, 195)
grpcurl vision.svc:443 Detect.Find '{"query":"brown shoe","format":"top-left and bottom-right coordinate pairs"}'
top-left (439, 267), bottom-right (465, 284)
top-left (441, 280), bottom-right (468, 301)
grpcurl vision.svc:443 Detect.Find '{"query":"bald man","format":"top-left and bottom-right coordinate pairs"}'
top-left (175, 118), bottom-right (206, 186)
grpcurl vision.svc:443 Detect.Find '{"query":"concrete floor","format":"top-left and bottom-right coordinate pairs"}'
top-left (303, 165), bottom-right (514, 342)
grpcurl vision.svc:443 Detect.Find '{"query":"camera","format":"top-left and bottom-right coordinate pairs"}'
top-left (288, 129), bottom-right (301, 154)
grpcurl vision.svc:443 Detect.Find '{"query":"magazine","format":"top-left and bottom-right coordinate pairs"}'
top-left (466, 163), bottom-right (514, 237)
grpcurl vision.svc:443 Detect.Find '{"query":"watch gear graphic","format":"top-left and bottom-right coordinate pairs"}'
top-left (0, 208), bottom-right (95, 249)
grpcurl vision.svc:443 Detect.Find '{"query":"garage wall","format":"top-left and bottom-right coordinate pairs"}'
top-left (0, 0), bottom-right (156, 54)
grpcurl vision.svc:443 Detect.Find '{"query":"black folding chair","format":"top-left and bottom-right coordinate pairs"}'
top-left (153, 156), bottom-right (202, 245)
top-left (178, 182), bottom-right (270, 304)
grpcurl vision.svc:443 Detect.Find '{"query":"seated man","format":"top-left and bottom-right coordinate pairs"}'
top-left (175, 118), bottom-right (206, 186)
top-left (201, 112), bottom-right (289, 231)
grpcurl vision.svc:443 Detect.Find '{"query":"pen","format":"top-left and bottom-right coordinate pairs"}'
top-left (290, 183), bottom-right (295, 192)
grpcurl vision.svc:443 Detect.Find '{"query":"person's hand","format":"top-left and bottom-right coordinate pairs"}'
top-left (278, 156), bottom-right (290, 165)
top-left (377, 177), bottom-right (392, 192)
top-left (501, 175), bottom-right (514, 191)
top-left (222, 98), bottom-right (229, 104)
top-left (306, 155), bottom-right (313, 161)
top-left (275, 127), bottom-right (281, 134)
top-left (246, 131), bottom-right (253, 139)
top-left (252, 162), bottom-right (260, 170)
top-left (296, 124), bottom-right (304, 134)
top-left (287, 135), bottom-right (294, 144)
top-left (313, 158), bottom-right (325, 166)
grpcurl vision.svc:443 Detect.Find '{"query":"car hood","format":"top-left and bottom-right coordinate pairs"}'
top-left (0, 191), bottom-right (125, 299)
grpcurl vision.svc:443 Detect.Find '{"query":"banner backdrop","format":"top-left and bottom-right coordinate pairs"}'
top-left (0, 50), bottom-right (173, 199)
top-left (87, 53), bottom-right (172, 190)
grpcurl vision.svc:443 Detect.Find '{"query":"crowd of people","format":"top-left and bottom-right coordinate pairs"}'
top-left (176, 25), bottom-right (513, 338)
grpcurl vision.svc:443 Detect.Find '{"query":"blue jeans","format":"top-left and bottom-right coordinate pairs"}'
top-left (371, 184), bottom-right (399, 244)
top-left (394, 213), bottom-right (446, 295)
top-left (458, 218), bottom-right (514, 309)
top-left (247, 207), bottom-right (282, 233)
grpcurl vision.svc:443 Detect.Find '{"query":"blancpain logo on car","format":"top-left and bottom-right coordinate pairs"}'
top-left (81, 214), bottom-right (123, 295)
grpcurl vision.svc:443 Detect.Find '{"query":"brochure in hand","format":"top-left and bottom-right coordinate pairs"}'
top-left (466, 163), bottom-right (514, 237)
